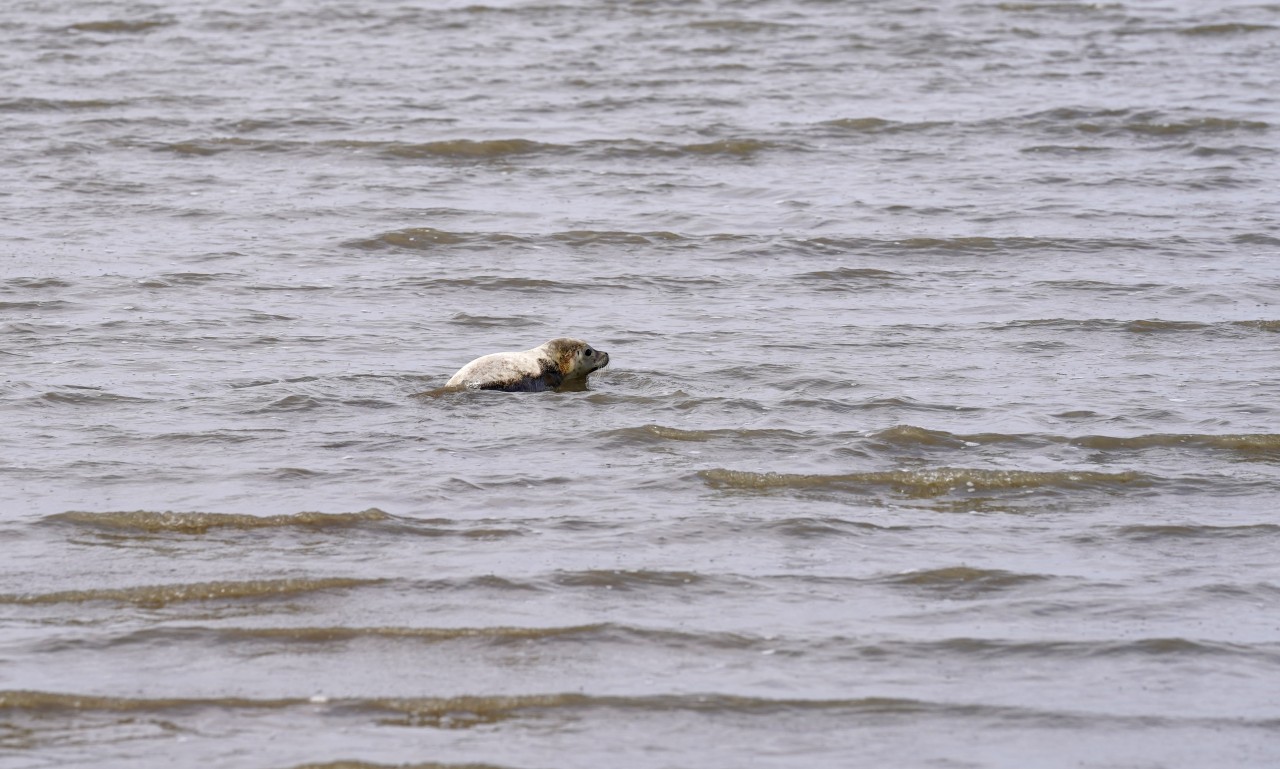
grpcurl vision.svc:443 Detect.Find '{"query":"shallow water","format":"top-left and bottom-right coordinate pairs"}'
top-left (3, 1), bottom-right (1280, 767)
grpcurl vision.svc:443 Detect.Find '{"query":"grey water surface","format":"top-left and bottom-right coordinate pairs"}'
top-left (3, 1), bottom-right (1280, 767)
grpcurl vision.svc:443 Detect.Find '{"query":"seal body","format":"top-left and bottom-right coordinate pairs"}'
top-left (445, 338), bottom-right (609, 392)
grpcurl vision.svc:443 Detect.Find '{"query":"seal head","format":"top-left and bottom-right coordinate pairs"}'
top-left (444, 338), bottom-right (609, 392)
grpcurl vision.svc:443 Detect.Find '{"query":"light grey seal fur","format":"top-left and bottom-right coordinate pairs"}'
top-left (443, 338), bottom-right (609, 392)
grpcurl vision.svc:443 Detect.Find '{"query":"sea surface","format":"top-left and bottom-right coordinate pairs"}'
top-left (3, 1), bottom-right (1280, 767)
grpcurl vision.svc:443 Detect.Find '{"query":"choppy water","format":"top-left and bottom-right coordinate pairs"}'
top-left (4, 1), bottom-right (1280, 767)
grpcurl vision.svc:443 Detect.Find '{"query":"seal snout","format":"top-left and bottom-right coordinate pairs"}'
top-left (586, 348), bottom-right (608, 375)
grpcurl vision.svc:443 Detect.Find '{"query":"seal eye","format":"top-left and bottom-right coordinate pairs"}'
top-left (585, 348), bottom-right (593, 356)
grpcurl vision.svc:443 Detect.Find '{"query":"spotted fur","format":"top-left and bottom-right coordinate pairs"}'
top-left (444, 338), bottom-right (609, 392)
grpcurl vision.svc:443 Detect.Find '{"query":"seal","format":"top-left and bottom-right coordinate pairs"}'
top-left (443, 338), bottom-right (609, 392)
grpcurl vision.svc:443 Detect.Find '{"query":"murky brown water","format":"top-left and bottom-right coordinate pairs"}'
top-left (3, 1), bottom-right (1280, 767)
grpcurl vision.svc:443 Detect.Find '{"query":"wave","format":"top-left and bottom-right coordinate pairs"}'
top-left (1021, 144), bottom-right (1116, 154)
top-left (551, 569), bottom-right (708, 590)
top-left (61, 622), bottom-right (1273, 668)
top-left (820, 116), bottom-right (948, 134)
top-left (816, 107), bottom-right (1269, 141)
top-left (551, 230), bottom-right (689, 246)
top-left (39, 389), bottom-right (154, 406)
top-left (344, 227), bottom-right (692, 252)
top-left (0, 690), bottom-right (300, 712)
top-left (4, 689), bottom-right (1272, 730)
top-left (58, 622), bottom-right (769, 653)
top-left (134, 272), bottom-right (233, 288)
top-left (288, 757), bottom-right (512, 762)
top-left (0, 97), bottom-right (128, 112)
top-left (2, 277), bottom-right (74, 289)
top-left (385, 137), bottom-right (780, 161)
top-left (340, 230), bottom-right (1256, 266)
top-left (0, 690), bottom-right (950, 727)
top-left (994, 3), bottom-right (1125, 14)
top-left (360, 693), bottom-right (963, 728)
top-left (0, 300), bottom-right (74, 311)
top-left (1178, 23), bottom-right (1275, 37)
top-left (866, 425), bottom-right (1280, 458)
top-left (996, 318), bottom-right (1280, 334)
top-left (146, 429), bottom-right (277, 445)
top-left (878, 566), bottom-right (1053, 596)
top-left (289, 761), bottom-right (513, 769)
top-left (1030, 278), bottom-right (1164, 293)
top-left (397, 276), bottom-right (609, 293)
top-left (84, 623), bottom-right (619, 648)
top-left (0, 690), bottom-right (1028, 725)
top-left (447, 312), bottom-right (543, 328)
top-left (1072, 433), bottom-right (1280, 453)
top-left (778, 396), bottom-right (983, 415)
top-left (762, 516), bottom-right (905, 537)
top-left (43, 509), bottom-right (525, 539)
top-left (32, 623), bottom-right (1280, 671)
top-left (676, 138), bottom-right (777, 157)
top-left (344, 226), bottom-right (489, 250)
top-left (0, 578), bottom-right (381, 608)
top-left (844, 636), bottom-right (1280, 663)
top-left (67, 18), bottom-right (174, 33)
top-left (155, 136), bottom-right (785, 162)
top-left (153, 137), bottom-right (558, 159)
top-left (45, 508), bottom-right (392, 534)
top-left (1112, 524), bottom-right (1280, 542)
top-left (412, 575), bottom-right (544, 594)
top-left (158, 137), bottom-right (298, 156)
top-left (1050, 110), bottom-right (1268, 137)
top-left (381, 138), bottom-right (554, 160)
top-left (1233, 233), bottom-right (1280, 246)
top-left (253, 394), bottom-right (325, 413)
top-left (602, 424), bottom-right (811, 445)
top-left (867, 425), bottom-right (1041, 450)
top-left (794, 267), bottom-right (909, 290)
top-left (793, 235), bottom-right (1164, 255)
top-left (699, 467), bottom-right (1154, 497)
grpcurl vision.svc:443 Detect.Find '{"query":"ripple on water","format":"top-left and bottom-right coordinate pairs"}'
top-left (701, 466), bottom-right (1155, 495)
top-left (7, 688), bottom-right (1272, 733)
top-left (5, 0), bottom-right (1280, 765)
top-left (43, 508), bottom-right (392, 534)
top-left (600, 424), bottom-right (813, 445)
top-left (38, 390), bottom-right (156, 406)
top-left (760, 516), bottom-right (906, 538)
top-left (42, 509), bottom-right (527, 540)
top-left (865, 425), bottom-right (1280, 459)
top-left (878, 566), bottom-right (1056, 598)
top-left (0, 578), bottom-right (381, 609)
top-left (1109, 523), bottom-right (1280, 542)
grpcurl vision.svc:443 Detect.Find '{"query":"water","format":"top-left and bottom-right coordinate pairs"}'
top-left (3, 1), bottom-right (1280, 767)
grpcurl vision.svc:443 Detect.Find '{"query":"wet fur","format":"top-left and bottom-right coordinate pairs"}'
top-left (441, 338), bottom-right (608, 393)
